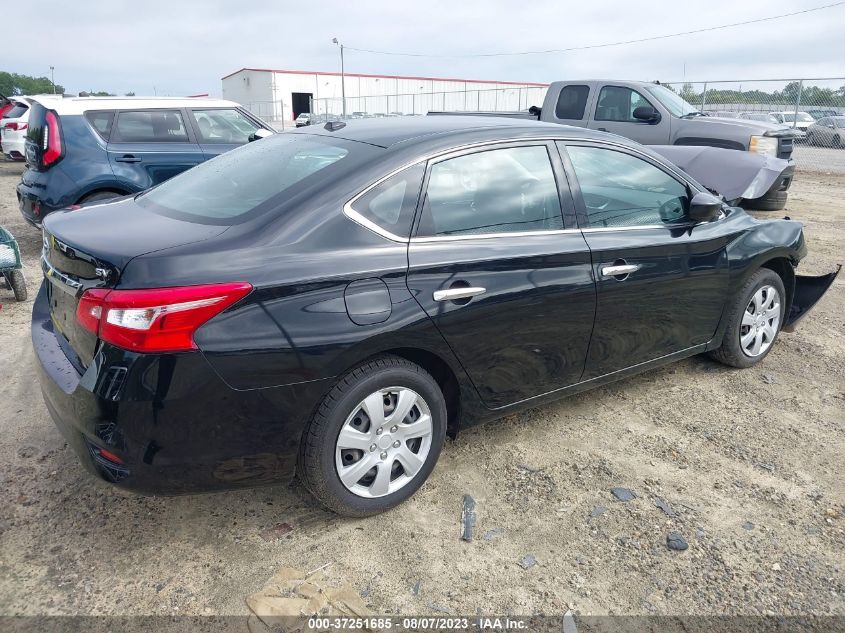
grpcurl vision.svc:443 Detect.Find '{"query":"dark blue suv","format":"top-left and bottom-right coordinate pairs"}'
top-left (18, 97), bottom-right (273, 227)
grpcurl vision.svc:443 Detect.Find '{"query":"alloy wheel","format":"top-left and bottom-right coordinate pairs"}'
top-left (739, 285), bottom-right (781, 357)
top-left (335, 387), bottom-right (433, 498)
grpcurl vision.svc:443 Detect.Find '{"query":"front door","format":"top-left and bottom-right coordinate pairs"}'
top-left (108, 109), bottom-right (204, 191)
top-left (587, 84), bottom-right (669, 145)
top-left (406, 142), bottom-right (596, 409)
top-left (559, 142), bottom-right (731, 379)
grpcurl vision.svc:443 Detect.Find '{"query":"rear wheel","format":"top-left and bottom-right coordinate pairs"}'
top-left (8, 270), bottom-right (26, 301)
top-left (299, 356), bottom-right (447, 516)
top-left (710, 268), bottom-right (784, 368)
top-left (79, 190), bottom-right (123, 204)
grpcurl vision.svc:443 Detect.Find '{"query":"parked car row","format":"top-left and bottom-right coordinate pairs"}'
top-left (16, 96), bottom-right (275, 227)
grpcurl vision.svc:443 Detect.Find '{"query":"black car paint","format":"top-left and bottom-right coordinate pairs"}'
top-left (32, 117), bottom-right (834, 495)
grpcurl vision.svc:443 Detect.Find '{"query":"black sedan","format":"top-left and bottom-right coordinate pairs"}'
top-left (32, 117), bottom-right (838, 516)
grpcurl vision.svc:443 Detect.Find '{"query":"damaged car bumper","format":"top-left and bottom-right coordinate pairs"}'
top-left (783, 265), bottom-right (841, 332)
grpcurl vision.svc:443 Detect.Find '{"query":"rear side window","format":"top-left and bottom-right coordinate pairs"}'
top-left (137, 134), bottom-right (353, 223)
top-left (85, 111), bottom-right (115, 140)
top-left (418, 145), bottom-right (563, 237)
top-left (114, 110), bottom-right (189, 143)
top-left (350, 164), bottom-right (424, 238)
top-left (3, 104), bottom-right (28, 119)
top-left (555, 85), bottom-right (590, 120)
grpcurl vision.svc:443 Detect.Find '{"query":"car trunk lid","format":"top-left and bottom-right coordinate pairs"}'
top-left (41, 197), bottom-right (229, 368)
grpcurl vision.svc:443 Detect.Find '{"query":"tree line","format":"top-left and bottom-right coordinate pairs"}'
top-left (673, 81), bottom-right (845, 107)
top-left (1, 71), bottom-right (134, 98)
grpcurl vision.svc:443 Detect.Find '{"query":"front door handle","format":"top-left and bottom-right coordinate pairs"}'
top-left (115, 155), bottom-right (141, 163)
top-left (601, 263), bottom-right (641, 279)
top-left (597, 127), bottom-right (608, 132)
top-left (433, 286), bottom-right (486, 302)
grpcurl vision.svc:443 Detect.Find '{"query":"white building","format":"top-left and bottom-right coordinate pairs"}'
top-left (221, 67), bottom-right (548, 126)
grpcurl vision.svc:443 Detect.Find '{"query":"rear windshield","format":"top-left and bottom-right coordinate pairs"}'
top-left (3, 104), bottom-right (28, 119)
top-left (137, 133), bottom-right (361, 224)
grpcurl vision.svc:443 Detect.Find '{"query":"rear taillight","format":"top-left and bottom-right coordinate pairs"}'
top-left (42, 111), bottom-right (63, 167)
top-left (3, 122), bottom-right (27, 131)
top-left (76, 283), bottom-right (252, 353)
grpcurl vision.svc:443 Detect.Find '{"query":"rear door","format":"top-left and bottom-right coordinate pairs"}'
top-left (406, 141), bottom-right (596, 409)
top-left (107, 109), bottom-right (203, 191)
top-left (545, 84), bottom-right (593, 128)
top-left (558, 141), bottom-right (731, 378)
top-left (187, 107), bottom-right (263, 160)
top-left (587, 84), bottom-right (669, 145)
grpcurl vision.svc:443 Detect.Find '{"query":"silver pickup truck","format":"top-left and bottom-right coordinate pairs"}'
top-left (433, 80), bottom-right (799, 210)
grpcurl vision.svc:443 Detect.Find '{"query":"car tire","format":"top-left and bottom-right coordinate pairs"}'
top-left (834, 136), bottom-right (841, 149)
top-left (8, 270), bottom-right (27, 301)
top-left (806, 132), bottom-right (815, 146)
top-left (710, 268), bottom-right (785, 369)
top-left (79, 190), bottom-right (123, 204)
top-left (298, 356), bottom-right (447, 517)
top-left (741, 189), bottom-right (787, 212)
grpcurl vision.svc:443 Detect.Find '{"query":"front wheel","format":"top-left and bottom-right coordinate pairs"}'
top-left (298, 356), bottom-right (447, 516)
top-left (710, 268), bottom-right (785, 368)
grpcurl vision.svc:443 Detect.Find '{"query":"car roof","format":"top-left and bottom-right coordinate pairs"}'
top-left (291, 115), bottom-right (623, 149)
top-left (29, 96), bottom-right (241, 115)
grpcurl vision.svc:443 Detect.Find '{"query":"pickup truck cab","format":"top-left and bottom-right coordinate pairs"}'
top-left (540, 81), bottom-right (797, 160)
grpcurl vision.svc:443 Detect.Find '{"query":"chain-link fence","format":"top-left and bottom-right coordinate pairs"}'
top-left (661, 78), bottom-right (845, 173)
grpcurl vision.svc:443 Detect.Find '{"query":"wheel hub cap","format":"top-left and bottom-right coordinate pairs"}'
top-left (740, 284), bottom-right (781, 358)
top-left (335, 387), bottom-right (433, 498)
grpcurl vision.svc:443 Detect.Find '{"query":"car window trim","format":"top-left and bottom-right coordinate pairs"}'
top-left (343, 135), bottom-right (678, 243)
top-left (110, 108), bottom-right (198, 144)
top-left (558, 140), bottom-right (706, 231)
top-left (594, 84), bottom-right (658, 123)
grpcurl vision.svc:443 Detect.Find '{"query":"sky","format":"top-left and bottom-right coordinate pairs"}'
top-left (4, 0), bottom-right (845, 96)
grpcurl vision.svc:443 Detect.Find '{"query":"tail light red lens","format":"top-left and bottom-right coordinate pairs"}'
top-left (76, 283), bottom-right (252, 353)
top-left (3, 122), bottom-right (27, 131)
top-left (42, 111), bottom-right (63, 167)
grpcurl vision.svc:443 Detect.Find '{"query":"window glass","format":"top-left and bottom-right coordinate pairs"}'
top-left (595, 86), bottom-right (652, 122)
top-left (3, 104), bottom-right (28, 119)
top-left (351, 163), bottom-right (424, 238)
top-left (418, 146), bottom-right (563, 237)
top-left (192, 108), bottom-right (260, 144)
top-left (85, 111), bottom-right (114, 140)
top-left (555, 85), bottom-right (590, 120)
top-left (646, 84), bottom-right (698, 117)
top-left (137, 134), bottom-right (351, 222)
top-left (115, 110), bottom-right (189, 142)
top-left (566, 146), bottom-right (689, 228)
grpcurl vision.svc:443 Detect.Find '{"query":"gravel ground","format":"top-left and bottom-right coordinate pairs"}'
top-left (0, 159), bottom-right (842, 618)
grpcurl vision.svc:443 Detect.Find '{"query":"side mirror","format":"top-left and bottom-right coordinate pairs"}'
top-left (688, 191), bottom-right (723, 222)
top-left (248, 129), bottom-right (274, 142)
top-left (633, 105), bottom-right (661, 124)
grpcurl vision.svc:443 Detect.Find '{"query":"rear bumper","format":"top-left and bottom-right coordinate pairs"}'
top-left (32, 283), bottom-right (330, 495)
top-left (783, 265), bottom-right (841, 332)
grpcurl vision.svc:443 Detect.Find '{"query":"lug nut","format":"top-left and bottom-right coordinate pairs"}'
top-left (369, 444), bottom-right (377, 452)
top-left (376, 427), bottom-right (383, 435)
top-left (380, 451), bottom-right (388, 460)
top-left (393, 440), bottom-right (400, 448)
top-left (390, 425), bottom-right (398, 433)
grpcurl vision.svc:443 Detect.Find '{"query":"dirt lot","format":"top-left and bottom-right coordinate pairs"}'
top-left (0, 158), bottom-right (842, 619)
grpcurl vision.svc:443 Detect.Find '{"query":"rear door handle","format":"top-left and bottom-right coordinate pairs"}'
top-left (601, 263), bottom-right (641, 279)
top-left (115, 155), bottom-right (141, 163)
top-left (433, 286), bottom-right (486, 302)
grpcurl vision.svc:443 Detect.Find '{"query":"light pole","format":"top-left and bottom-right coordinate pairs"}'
top-left (49, 66), bottom-right (55, 93)
top-left (332, 38), bottom-right (346, 118)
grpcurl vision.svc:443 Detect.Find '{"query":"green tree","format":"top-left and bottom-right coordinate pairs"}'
top-left (0, 71), bottom-right (64, 95)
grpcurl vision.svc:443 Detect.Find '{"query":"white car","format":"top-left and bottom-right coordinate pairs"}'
top-left (769, 111), bottom-right (815, 133)
top-left (1, 98), bottom-right (31, 161)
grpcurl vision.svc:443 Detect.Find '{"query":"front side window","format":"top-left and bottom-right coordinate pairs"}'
top-left (114, 110), bottom-right (189, 143)
top-left (595, 87), bottom-right (653, 122)
top-left (192, 108), bottom-right (260, 144)
top-left (565, 145), bottom-right (689, 228)
top-left (555, 85), bottom-right (590, 120)
top-left (417, 145), bottom-right (563, 237)
top-left (350, 163), bottom-right (424, 238)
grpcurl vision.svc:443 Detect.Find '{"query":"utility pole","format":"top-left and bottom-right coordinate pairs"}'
top-left (332, 38), bottom-right (346, 118)
top-left (50, 66), bottom-right (55, 93)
